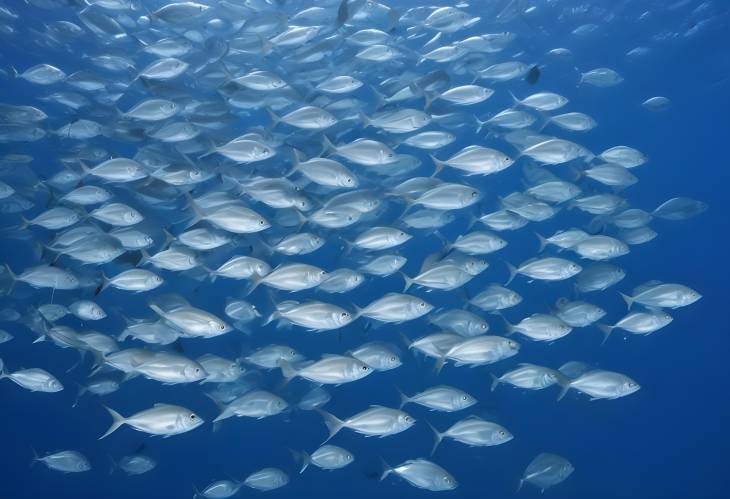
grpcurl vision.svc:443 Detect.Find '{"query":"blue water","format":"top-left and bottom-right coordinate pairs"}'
top-left (1, 1), bottom-right (729, 498)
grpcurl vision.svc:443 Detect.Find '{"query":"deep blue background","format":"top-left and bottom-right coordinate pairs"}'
top-left (1, 1), bottom-right (729, 498)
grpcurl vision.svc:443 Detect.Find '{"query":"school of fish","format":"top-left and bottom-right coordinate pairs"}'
top-left (0, 0), bottom-right (712, 496)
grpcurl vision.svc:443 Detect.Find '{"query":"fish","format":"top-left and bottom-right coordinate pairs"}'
top-left (33, 450), bottom-right (90, 473)
top-left (519, 453), bottom-right (574, 492)
top-left (428, 417), bottom-right (513, 454)
top-left (293, 444), bottom-right (354, 473)
top-left (0, 1), bottom-right (709, 496)
top-left (380, 458), bottom-right (457, 491)
top-left (99, 403), bottom-right (204, 439)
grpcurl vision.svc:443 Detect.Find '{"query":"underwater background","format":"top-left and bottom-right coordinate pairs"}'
top-left (0, 1), bottom-right (728, 498)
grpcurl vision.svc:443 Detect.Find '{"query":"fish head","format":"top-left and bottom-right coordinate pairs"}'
top-left (46, 377), bottom-right (64, 392)
top-left (184, 363), bottom-right (208, 381)
top-left (384, 353), bottom-right (402, 369)
top-left (208, 319), bottom-right (232, 335)
top-left (568, 262), bottom-right (582, 276)
top-left (438, 472), bottom-right (458, 490)
top-left (379, 146), bottom-right (395, 164)
top-left (76, 459), bottom-right (91, 472)
top-left (335, 310), bottom-right (353, 326)
top-left (140, 234), bottom-right (154, 247)
top-left (472, 320), bottom-right (489, 334)
top-left (255, 262), bottom-right (271, 276)
top-left (311, 269), bottom-right (328, 283)
top-left (146, 274), bottom-right (164, 288)
top-left (412, 299), bottom-right (433, 316)
top-left (125, 210), bottom-right (142, 224)
top-left (496, 427), bottom-right (514, 444)
top-left (293, 195), bottom-right (313, 211)
top-left (181, 410), bottom-right (204, 431)
top-left (63, 273), bottom-right (80, 288)
top-left (399, 412), bottom-right (416, 430)
top-left (621, 379), bottom-right (641, 396)
top-left (686, 289), bottom-right (702, 305)
top-left (339, 174), bottom-right (358, 188)
top-left (351, 360), bottom-right (372, 379)
top-left (455, 392), bottom-right (477, 410)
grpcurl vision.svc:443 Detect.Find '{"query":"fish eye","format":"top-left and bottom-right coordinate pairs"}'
top-left (346, 178), bottom-right (352, 183)
top-left (341, 312), bottom-right (348, 318)
top-left (499, 430), bottom-right (506, 437)
top-left (259, 220), bottom-right (265, 225)
top-left (219, 324), bottom-right (226, 330)
top-left (471, 191), bottom-right (478, 197)
top-left (419, 302), bottom-right (426, 308)
top-left (195, 368), bottom-right (200, 373)
top-left (462, 395), bottom-right (468, 401)
top-left (190, 414), bottom-right (197, 419)
top-left (481, 324), bottom-right (487, 329)
top-left (362, 365), bottom-right (369, 371)
top-left (628, 382), bottom-right (637, 388)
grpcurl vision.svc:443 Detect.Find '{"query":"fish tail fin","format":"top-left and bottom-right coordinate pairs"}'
top-left (161, 227), bottom-right (176, 250)
top-left (183, 192), bottom-right (204, 229)
top-left (396, 387), bottom-right (409, 409)
top-left (490, 373), bottom-right (501, 392)
top-left (78, 159), bottom-right (92, 177)
top-left (516, 479), bottom-right (524, 492)
top-left (108, 454), bottom-right (117, 475)
top-left (315, 408), bottom-right (344, 443)
top-left (504, 261), bottom-right (518, 286)
top-left (372, 87), bottom-right (387, 110)
top-left (618, 292), bottom-right (634, 309)
top-left (72, 382), bottom-right (86, 408)
top-left (336, 0), bottom-right (349, 27)
top-left (0, 357), bottom-right (5, 378)
top-left (99, 405), bottom-right (126, 440)
top-left (265, 106), bottom-right (280, 129)
top-left (508, 90), bottom-right (520, 107)
top-left (286, 148), bottom-right (302, 177)
top-left (429, 154), bottom-right (445, 177)
top-left (597, 323), bottom-right (613, 345)
top-left (277, 359), bottom-right (297, 382)
top-left (433, 353), bottom-right (447, 375)
top-left (351, 303), bottom-right (364, 321)
top-left (500, 314), bottom-right (516, 336)
top-left (262, 310), bottom-right (280, 327)
top-left (397, 331), bottom-right (412, 350)
top-left (289, 448), bottom-right (311, 474)
top-left (556, 379), bottom-right (572, 402)
top-left (358, 112), bottom-right (371, 128)
top-left (426, 421), bottom-right (444, 456)
top-left (379, 457), bottom-right (393, 481)
top-left (399, 272), bottom-right (414, 293)
top-left (321, 135), bottom-right (336, 156)
top-left (244, 274), bottom-right (263, 297)
top-left (474, 115), bottom-right (489, 134)
top-left (535, 232), bottom-right (548, 252)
